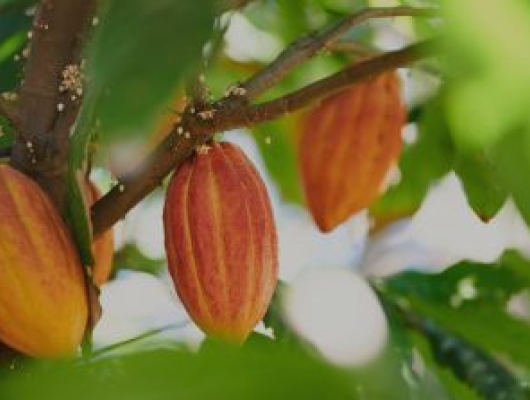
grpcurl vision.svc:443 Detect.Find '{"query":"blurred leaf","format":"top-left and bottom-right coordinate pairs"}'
top-left (85, 0), bottom-right (215, 139)
top-left (410, 330), bottom-right (493, 400)
top-left (0, 0), bottom-right (35, 13)
top-left (371, 97), bottom-right (455, 225)
top-left (67, 96), bottom-right (98, 265)
top-left (2, 345), bottom-right (357, 400)
top-left (500, 250), bottom-right (530, 287)
top-left (418, 320), bottom-right (527, 400)
top-left (454, 151), bottom-right (508, 221)
top-left (379, 297), bottom-right (455, 400)
top-left (0, 11), bottom-right (30, 91)
top-left (385, 256), bottom-right (526, 308)
top-left (384, 252), bottom-right (530, 369)
top-left (0, 115), bottom-right (15, 148)
top-left (443, 0), bottom-right (530, 150)
top-left (275, 0), bottom-right (310, 41)
top-left (67, 0), bottom-right (215, 264)
top-left (262, 281), bottom-right (304, 347)
top-left (409, 302), bottom-right (530, 370)
top-left (253, 117), bottom-right (304, 204)
top-left (113, 244), bottom-right (166, 276)
top-left (492, 129), bottom-right (530, 228)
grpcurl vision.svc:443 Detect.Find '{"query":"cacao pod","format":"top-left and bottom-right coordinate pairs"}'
top-left (298, 71), bottom-right (405, 232)
top-left (163, 142), bottom-right (278, 343)
top-left (86, 181), bottom-right (114, 286)
top-left (0, 165), bottom-right (88, 357)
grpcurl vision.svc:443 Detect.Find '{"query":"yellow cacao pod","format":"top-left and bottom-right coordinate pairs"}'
top-left (299, 71), bottom-right (405, 232)
top-left (163, 142), bottom-right (278, 343)
top-left (86, 182), bottom-right (114, 287)
top-left (0, 165), bottom-right (88, 358)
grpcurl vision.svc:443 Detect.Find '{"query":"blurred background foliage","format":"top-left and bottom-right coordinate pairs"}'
top-left (2, 0), bottom-right (530, 399)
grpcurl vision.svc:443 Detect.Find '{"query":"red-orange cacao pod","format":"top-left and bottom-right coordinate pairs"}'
top-left (85, 182), bottom-right (114, 286)
top-left (299, 71), bottom-right (405, 232)
top-left (0, 165), bottom-right (88, 358)
top-left (163, 142), bottom-right (278, 343)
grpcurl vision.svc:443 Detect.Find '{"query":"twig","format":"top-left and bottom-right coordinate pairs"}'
top-left (9, 0), bottom-right (96, 210)
top-left (242, 39), bottom-right (439, 124)
top-left (91, 38), bottom-right (439, 236)
top-left (86, 322), bottom-right (189, 360)
top-left (241, 6), bottom-right (439, 100)
top-left (217, 0), bottom-right (255, 13)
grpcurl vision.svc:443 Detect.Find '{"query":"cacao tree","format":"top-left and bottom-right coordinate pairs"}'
top-left (1, 0), bottom-right (530, 399)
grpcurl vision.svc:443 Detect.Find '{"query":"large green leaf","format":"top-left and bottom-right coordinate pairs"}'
top-left (86, 0), bottom-right (215, 138)
top-left (2, 345), bottom-right (357, 400)
top-left (443, 0), bottom-right (530, 151)
top-left (454, 151), bottom-right (508, 222)
top-left (67, 0), bottom-right (215, 264)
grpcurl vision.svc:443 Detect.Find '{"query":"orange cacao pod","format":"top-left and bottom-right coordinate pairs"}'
top-left (86, 182), bottom-right (114, 286)
top-left (299, 71), bottom-right (405, 232)
top-left (163, 142), bottom-right (278, 343)
top-left (0, 165), bottom-right (88, 357)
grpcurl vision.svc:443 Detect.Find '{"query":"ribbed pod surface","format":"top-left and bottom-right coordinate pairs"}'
top-left (0, 165), bottom-right (88, 357)
top-left (163, 142), bottom-right (278, 343)
top-left (299, 71), bottom-right (405, 232)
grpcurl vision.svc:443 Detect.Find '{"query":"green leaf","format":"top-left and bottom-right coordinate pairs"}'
top-left (419, 321), bottom-right (527, 400)
top-left (0, 0), bottom-right (35, 13)
top-left (253, 117), bottom-right (304, 205)
top-left (409, 301), bottom-right (530, 370)
top-left (443, 0), bottom-right (530, 150)
top-left (492, 129), bottom-right (530, 228)
top-left (383, 252), bottom-right (530, 369)
top-left (385, 256), bottom-right (526, 309)
top-left (410, 331), bottom-right (491, 400)
top-left (113, 244), bottom-right (166, 276)
top-left (67, 0), bottom-right (215, 264)
top-left (0, 115), bottom-right (15, 148)
top-left (379, 297), bottom-right (455, 400)
top-left (371, 97), bottom-right (455, 224)
top-left (2, 345), bottom-right (357, 400)
top-left (85, 0), bottom-right (215, 139)
top-left (0, 11), bottom-right (30, 91)
top-left (500, 250), bottom-right (530, 287)
top-left (67, 97), bottom-right (98, 265)
top-left (454, 151), bottom-right (508, 222)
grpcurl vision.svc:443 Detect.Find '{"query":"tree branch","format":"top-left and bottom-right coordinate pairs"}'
top-left (10, 0), bottom-right (96, 211)
top-left (241, 6), bottom-right (439, 100)
top-left (217, 0), bottom-right (255, 13)
top-left (91, 38), bottom-right (439, 235)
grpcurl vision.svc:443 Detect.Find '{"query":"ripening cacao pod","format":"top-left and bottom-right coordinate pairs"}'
top-left (163, 142), bottom-right (278, 343)
top-left (299, 71), bottom-right (405, 232)
top-left (0, 165), bottom-right (88, 358)
top-left (86, 181), bottom-right (114, 286)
